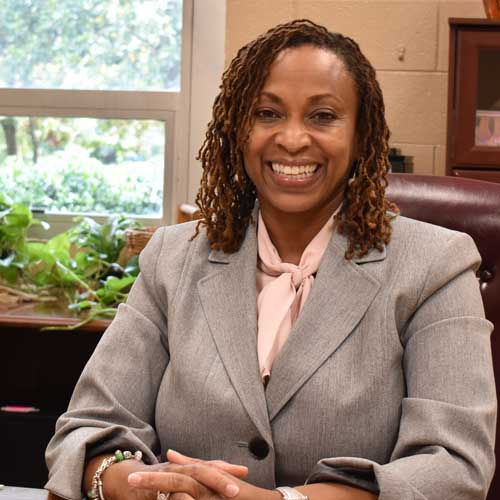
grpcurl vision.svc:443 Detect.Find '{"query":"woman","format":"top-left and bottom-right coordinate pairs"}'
top-left (46, 19), bottom-right (496, 500)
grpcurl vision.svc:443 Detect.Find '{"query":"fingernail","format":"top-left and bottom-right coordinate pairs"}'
top-left (168, 449), bottom-right (181, 456)
top-left (128, 473), bottom-right (142, 486)
top-left (225, 484), bottom-right (239, 497)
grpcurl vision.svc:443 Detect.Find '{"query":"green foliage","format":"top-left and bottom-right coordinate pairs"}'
top-left (0, 196), bottom-right (143, 328)
top-left (0, 151), bottom-right (163, 216)
top-left (0, 192), bottom-right (49, 283)
top-left (0, 116), bottom-right (164, 216)
top-left (68, 215), bottom-right (141, 286)
top-left (0, 117), bottom-right (163, 165)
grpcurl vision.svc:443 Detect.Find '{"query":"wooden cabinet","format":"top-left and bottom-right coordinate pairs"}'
top-left (0, 304), bottom-right (109, 488)
top-left (447, 19), bottom-right (500, 182)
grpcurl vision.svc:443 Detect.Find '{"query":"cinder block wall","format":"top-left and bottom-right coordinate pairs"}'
top-left (225, 0), bottom-right (486, 176)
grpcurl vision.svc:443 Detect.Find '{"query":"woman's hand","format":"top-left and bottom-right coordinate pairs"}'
top-left (128, 451), bottom-right (377, 500)
top-left (128, 451), bottom-right (280, 500)
top-left (82, 450), bottom-right (247, 500)
top-left (83, 453), bottom-right (157, 500)
top-left (166, 449), bottom-right (249, 479)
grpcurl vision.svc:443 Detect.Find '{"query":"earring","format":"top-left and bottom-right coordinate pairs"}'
top-left (348, 160), bottom-right (360, 186)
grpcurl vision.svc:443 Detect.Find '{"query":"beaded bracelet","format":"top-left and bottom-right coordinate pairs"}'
top-left (87, 449), bottom-right (143, 500)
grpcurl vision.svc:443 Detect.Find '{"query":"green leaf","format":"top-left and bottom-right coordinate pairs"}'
top-left (33, 269), bottom-right (54, 287)
top-left (24, 242), bottom-right (56, 266)
top-left (95, 288), bottom-right (118, 305)
top-left (69, 300), bottom-right (97, 311)
top-left (5, 204), bottom-right (32, 227)
top-left (46, 232), bottom-right (71, 263)
top-left (55, 261), bottom-right (88, 288)
top-left (102, 275), bottom-right (136, 292)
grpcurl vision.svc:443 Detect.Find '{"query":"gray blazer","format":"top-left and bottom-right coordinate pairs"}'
top-left (45, 214), bottom-right (496, 500)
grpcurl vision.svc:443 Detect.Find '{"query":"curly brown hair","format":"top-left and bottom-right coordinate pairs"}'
top-left (193, 19), bottom-right (397, 259)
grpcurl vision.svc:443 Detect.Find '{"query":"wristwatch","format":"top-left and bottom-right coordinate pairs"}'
top-left (276, 487), bottom-right (309, 500)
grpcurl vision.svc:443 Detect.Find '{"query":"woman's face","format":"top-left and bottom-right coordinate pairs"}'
top-left (243, 44), bottom-right (359, 220)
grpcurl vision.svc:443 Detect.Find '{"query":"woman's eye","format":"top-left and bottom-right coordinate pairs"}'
top-left (311, 111), bottom-right (337, 123)
top-left (254, 108), bottom-right (279, 120)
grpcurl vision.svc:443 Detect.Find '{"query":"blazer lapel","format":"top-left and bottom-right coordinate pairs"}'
top-left (265, 232), bottom-right (384, 421)
top-left (197, 224), bottom-right (272, 444)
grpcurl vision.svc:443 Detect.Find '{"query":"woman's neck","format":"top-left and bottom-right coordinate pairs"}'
top-left (259, 196), bottom-right (342, 265)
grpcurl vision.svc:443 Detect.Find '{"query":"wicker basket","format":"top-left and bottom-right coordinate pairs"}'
top-left (125, 227), bottom-right (158, 255)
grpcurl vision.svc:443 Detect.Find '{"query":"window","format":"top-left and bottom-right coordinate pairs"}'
top-left (0, 0), bottom-right (200, 233)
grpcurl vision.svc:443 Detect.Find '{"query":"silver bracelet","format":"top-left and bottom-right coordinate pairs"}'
top-left (276, 487), bottom-right (309, 500)
top-left (87, 449), bottom-right (143, 500)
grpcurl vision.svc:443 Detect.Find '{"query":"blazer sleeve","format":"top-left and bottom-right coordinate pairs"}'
top-left (45, 227), bottom-right (173, 500)
top-left (306, 232), bottom-right (497, 500)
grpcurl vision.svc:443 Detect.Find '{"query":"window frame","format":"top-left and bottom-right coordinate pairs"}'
top-left (0, 0), bottom-right (195, 233)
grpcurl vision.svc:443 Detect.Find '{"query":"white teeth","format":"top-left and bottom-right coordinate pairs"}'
top-left (271, 163), bottom-right (319, 176)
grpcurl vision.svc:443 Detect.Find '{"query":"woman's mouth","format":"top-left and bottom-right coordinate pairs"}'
top-left (267, 162), bottom-right (322, 185)
top-left (269, 162), bottom-right (320, 179)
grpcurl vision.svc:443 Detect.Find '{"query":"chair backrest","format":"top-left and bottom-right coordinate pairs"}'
top-left (386, 173), bottom-right (500, 500)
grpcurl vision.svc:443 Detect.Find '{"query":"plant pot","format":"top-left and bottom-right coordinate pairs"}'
top-left (483, 0), bottom-right (500, 19)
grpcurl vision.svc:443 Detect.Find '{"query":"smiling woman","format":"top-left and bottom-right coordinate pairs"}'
top-left (45, 19), bottom-right (496, 500)
top-left (194, 21), bottom-right (395, 261)
top-left (243, 46), bottom-right (358, 263)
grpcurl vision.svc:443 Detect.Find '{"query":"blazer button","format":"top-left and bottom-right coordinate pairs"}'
top-left (248, 437), bottom-right (269, 459)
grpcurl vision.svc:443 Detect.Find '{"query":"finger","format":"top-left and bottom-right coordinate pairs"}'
top-left (172, 464), bottom-right (240, 498)
top-left (128, 471), bottom-right (201, 498)
top-left (209, 461), bottom-right (248, 479)
top-left (167, 450), bottom-right (200, 465)
top-left (170, 493), bottom-right (196, 500)
top-left (130, 465), bottom-right (240, 498)
top-left (167, 450), bottom-right (248, 478)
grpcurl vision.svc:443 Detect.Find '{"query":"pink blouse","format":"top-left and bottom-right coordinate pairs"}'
top-left (256, 210), bottom-right (336, 382)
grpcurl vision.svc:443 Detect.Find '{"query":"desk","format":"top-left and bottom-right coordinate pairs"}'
top-left (0, 301), bottom-right (111, 331)
top-left (0, 302), bottom-right (110, 488)
top-left (0, 486), bottom-right (47, 499)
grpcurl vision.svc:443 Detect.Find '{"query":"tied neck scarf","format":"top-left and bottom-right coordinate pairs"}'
top-left (256, 210), bottom-right (336, 382)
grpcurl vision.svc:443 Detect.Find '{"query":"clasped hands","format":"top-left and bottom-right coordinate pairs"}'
top-left (128, 449), bottom-right (279, 500)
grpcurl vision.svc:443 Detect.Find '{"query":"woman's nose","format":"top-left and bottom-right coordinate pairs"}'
top-left (274, 121), bottom-right (311, 153)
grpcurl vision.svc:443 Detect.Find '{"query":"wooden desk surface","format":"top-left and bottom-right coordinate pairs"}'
top-left (0, 301), bottom-right (111, 332)
top-left (0, 486), bottom-right (48, 499)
